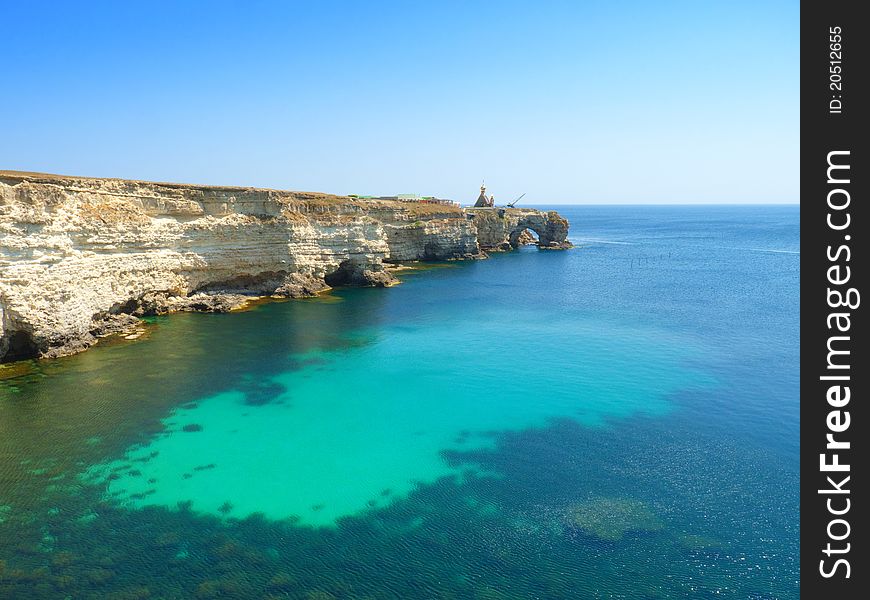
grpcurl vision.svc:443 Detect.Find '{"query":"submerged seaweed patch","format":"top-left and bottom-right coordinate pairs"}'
top-left (566, 497), bottom-right (664, 541)
top-left (0, 418), bottom-right (798, 599)
top-left (239, 380), bottom-right (285, 407)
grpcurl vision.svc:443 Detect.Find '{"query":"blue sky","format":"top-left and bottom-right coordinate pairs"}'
top-left (2, 1), bottom-right (798, 204)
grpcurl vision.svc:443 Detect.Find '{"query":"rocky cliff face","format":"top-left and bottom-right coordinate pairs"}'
top-left (469, 208), bottom-right (572, 251)
top-left (0, 172), bottom-right (570, 362)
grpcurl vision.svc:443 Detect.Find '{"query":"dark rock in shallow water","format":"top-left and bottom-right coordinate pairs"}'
top-left (90, 313), bottom-right (141, 338)
top-left (241, 380), bottom-right (285, 406)
top-left (271, 272), bottom-right (330, 298)
top-left (182, 424), bottom-right (203, 432)
top-left (324, 258), bottom-right (397, 288)
top-left (9, 313), bottom-right (143, 362)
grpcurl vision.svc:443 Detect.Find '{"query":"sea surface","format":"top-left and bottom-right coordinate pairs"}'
top-left (0, 205), bottom-right (799, 599)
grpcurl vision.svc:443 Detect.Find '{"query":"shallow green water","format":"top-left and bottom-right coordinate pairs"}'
top-left (82, 300), bottom-right (703, 526)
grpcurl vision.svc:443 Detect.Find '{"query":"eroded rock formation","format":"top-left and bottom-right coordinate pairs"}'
top-left (468, 207), bottom-right (573, 251)
top-left (1, 172), bottom-right (571, 361)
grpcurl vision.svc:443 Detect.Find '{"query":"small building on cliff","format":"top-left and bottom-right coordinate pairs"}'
top-left (474, 183), bottom-right (494, 207)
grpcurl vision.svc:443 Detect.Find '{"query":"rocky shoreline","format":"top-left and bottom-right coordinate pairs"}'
top-left (1, 171), bottom-right (571, 362)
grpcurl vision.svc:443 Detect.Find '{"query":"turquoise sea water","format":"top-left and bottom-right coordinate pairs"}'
top-left (0, 205), bottom-right (799, 598)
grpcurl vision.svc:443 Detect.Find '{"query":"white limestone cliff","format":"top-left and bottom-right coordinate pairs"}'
top-left (0, 172), bottom-right (570, 361)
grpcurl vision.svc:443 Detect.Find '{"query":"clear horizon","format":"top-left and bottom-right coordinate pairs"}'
top-left (2, 1), bottom-right (798, 205)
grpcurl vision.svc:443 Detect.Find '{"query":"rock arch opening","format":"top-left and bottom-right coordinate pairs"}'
top-left (508, 226), bottom-right (542, 248)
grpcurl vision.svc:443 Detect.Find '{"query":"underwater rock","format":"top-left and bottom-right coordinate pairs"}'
top-left (84, 567), bottom-right (115, 585)
top-left (153, 532), bottom-right (181, 548)
top-left (266, 572), bottom-right (297, 592)
top-left (241, 380), bottom-right (285, 406)
top-left (76, 511), bottom-right (99, 524)
top-left (194, 581), bottom-right (218, 599)
top-left (678, 533), bottom-right (724, 550)
top-left (0, 361), bottom-right (34, 380)
top-left (106, 585), bottom-right (152, 600)
top-left (53, 574), bottom-right (76, 591)
top-left (182, 424), bottom-right (203, 433)
top-left (15, 542), bottom-right (41, 556)
top-left (50, 551), bottom-right (77, 567)
top-left (566, 497), bottom-right (664, 541)
top-left (213, 540), bottom-right (241, 558)
top-left (194, 579), bottom-right (246, 599)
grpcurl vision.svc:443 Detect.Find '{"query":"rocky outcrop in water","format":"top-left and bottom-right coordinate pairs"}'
top-left (0, 171), bottom-right (571, 361)
top-left (469, 208), bottom-right (573, 251)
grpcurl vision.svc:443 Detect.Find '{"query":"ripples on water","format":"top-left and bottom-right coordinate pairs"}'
top-left (0, 205), bottom-right (798, 598)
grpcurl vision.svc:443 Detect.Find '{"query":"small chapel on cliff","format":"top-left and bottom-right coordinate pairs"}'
top-left (474, 183), bottom-right (494, 207)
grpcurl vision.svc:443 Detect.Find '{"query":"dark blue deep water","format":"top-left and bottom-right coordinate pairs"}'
top-left (0, 205), bottom-right (799, 598)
